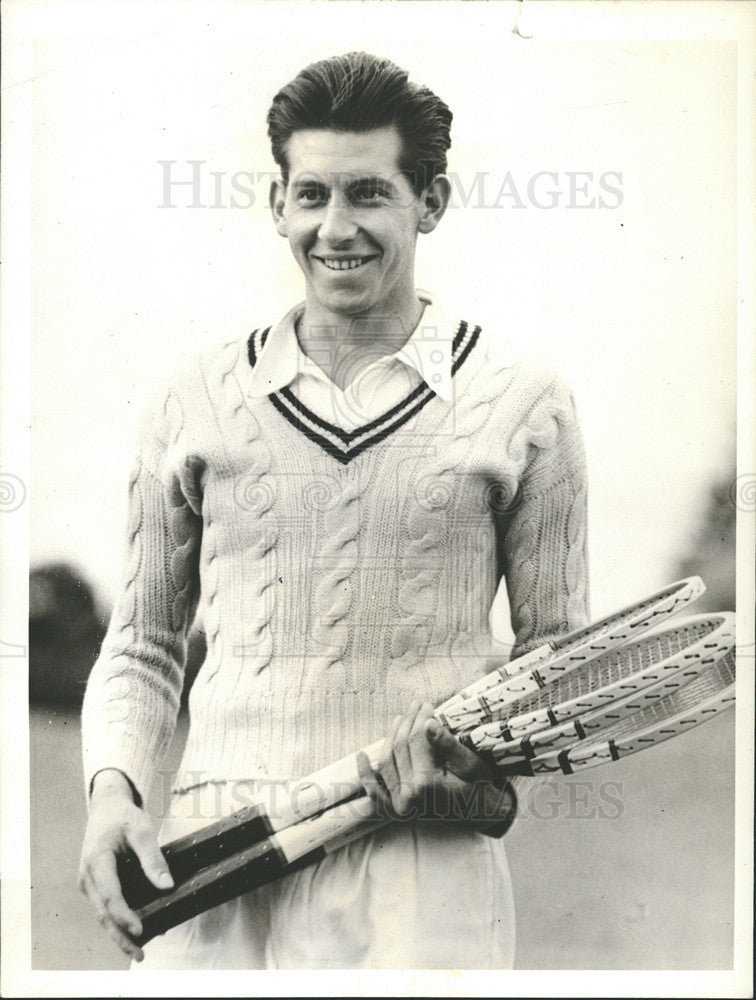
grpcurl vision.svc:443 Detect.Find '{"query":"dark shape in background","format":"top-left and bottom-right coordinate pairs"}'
top-left (29, 563), bottom-right (106, 705)
top-left (29, 562), bottom-right (206, 706)
top-left (674, 465), bottom-right (736, 613)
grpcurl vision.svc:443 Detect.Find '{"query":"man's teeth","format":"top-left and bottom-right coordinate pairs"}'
top-left (321, 257), bottom-right (372, 270)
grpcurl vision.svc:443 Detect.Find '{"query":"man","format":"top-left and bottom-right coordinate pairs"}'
top-left (79, 51), bottom-right (589, 969)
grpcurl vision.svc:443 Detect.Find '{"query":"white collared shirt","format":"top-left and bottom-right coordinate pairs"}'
top-left (247, 291), bottom-right (454, 431)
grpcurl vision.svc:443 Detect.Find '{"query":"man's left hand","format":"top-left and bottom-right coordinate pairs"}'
top-left (357, 701), bottom-right (516, 837)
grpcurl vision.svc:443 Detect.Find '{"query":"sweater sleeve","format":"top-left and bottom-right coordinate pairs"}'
top-left (81, 386), bottom-right (203, 805)
top-left (500, 375), bottom-right (590, 659)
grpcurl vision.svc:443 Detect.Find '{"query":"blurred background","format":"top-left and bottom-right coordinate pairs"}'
top-left (26, 5), bottom-right (738, 972)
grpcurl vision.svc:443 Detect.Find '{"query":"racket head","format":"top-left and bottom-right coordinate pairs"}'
top-left (497, 650), bottom-right (736, 777)
top-left (465, 611), bottom-right (735, 759)
top-left (440, 577), bottom-right (707, 732)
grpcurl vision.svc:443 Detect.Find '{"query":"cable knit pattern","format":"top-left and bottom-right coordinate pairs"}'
top-left (310, 466), bottom-right (361, 683)
top-left (81, 386), bottom-right (203, 800)
top-left (115, 457), bottom-right (143, 650)
top-left (501, 377), bottom-right (589, 656)
top-left (234, 404), bottom-right (278, 678)
top-left (199, 341), bottom-right (239, 685)
top-left (82, 319), bottom-right (590, 802)
top-left (565, 478), bottom-right (589, 624)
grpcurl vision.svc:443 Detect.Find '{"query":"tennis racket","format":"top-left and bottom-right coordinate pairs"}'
top-left (130, 636), bottom-right (735, 946)
top-left (464, 612), bottom-right (735, 762)
top-left (132, 795), bottom-right (384, 944)
top-left (495, 649), bottom-right (736, 776)
top-left (438, 576), bottom-right (707, 732)
top-left (118, 576), bottom-right (706, 911)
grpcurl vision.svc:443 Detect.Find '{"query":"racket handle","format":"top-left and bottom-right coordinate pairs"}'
top-left (118, 742), bottom-right (385, 911)
top-left (135, 838), bottom-right (318, 945)
top-left (271, 738), bottom-right (383, 829)
top-left (134, 796), bottom-right (379, 945)
top-left (117, 802), bottom-right (274, 910)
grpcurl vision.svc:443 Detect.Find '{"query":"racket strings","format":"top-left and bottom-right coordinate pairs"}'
top-left (446, 578), bottom-right (705, 711)
top-left (555, 651), bottom-right (735, 749)
top-left (471, 619), bottom-right (734, 761)
top-left (494, 653), bottom-right (735, 775)
top-left (545, 578), bottom-right (704, 652)
top-left (489, 617), bottom-right (726, 722)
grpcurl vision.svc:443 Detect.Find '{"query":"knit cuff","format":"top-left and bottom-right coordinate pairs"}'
top-left (476, 778), bottom-right (518, 839)
top-left (88, 767), bottom-right (143, 808)
top-left (81, 722), bottom-right (168, 810)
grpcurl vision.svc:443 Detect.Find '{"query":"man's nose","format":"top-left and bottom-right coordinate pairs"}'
top-left (318, 197), bottom-right (358, 244)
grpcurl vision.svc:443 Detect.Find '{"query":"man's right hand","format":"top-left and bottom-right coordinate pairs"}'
top-left (78, 769), bottom-right (173, 961)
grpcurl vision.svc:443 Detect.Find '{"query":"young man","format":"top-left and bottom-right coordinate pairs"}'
top-left (79, 52), bottom-right (589, 969)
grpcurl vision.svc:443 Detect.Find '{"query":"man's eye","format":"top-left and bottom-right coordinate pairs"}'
top-left (297, 188), bottom-right (326, 205)
top-left (353, 186), bottom-right (386, 204)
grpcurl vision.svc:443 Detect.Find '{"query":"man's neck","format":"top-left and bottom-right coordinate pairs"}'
top-left (296, 292), bottom-right (425, 391)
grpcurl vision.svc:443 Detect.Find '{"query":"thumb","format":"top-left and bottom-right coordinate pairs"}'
top-left (424, 718), bottom-right (473, 771)
top-left (127, 823), bottom-right (174, 892)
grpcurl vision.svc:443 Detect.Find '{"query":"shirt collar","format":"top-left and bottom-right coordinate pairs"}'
top-left (246, 290), bottom-right (454, 401)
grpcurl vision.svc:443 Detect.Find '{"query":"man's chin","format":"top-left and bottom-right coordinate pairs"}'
top-left (310, 288), bottom-right (377, 318)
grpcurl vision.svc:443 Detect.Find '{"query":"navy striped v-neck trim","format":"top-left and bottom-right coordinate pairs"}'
top-left (246, 320), bottom-right (481, 464)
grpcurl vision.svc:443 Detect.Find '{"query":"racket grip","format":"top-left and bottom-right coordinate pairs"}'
top-left (117, 744), bottom-right (383, 911)
top-left (134, 840), bottom-right (318, 946)
top-left (133, 796), bottom-right (380, 945)
top-left (117, 803), bottom-right (274, 910)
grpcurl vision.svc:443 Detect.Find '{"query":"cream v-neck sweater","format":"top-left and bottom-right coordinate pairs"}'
top-left (82, 318), bottom-right (589, 803)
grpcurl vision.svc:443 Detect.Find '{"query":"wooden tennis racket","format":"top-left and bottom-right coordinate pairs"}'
top-left (495, 648), bottom-right (736, 776)
top-left (120, 579), bottom-right (736, 944)
top-left (117, 576), bottom-right (706, 910)
top-left (464, 612), bottom-right (735, 762)
top-left (129, 634), bottom-right (735, 946)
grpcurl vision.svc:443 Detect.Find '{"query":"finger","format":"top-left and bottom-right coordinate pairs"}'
top-left (377, 714), bottom-right (404, 796)
top-left (424, 718), bottom-right (486, 781)
top-left (394, 701), bottom-right (421, 749)
top-left (407, 702), bottom-right (437, 776)
top-left (392, 701), bottom-right (422, 783)
top-left (391, 719), bottom-right (422, 816)
top-left (106, 916), bottom-right (145, 962)
top-left (408, 702), bottom-right (434, 744)
top-left (83, 870), bottom-right (144, 961)
top-left (379, 713), bottom-right (404, 763)
top-left (78, 862), bottom-right (89, 896)
top-left (91, 852), bottom-right (143, 939)
top-left (478, 779), bottom-right (518, 838)
top-left (356, 751), bottom-right (392, 817)
top-left (377, 747), bottom-right (402, 803)
top-left (126, 822), bottom-right (173, 891)
top-left (497, 780), bottom-right (518, 828)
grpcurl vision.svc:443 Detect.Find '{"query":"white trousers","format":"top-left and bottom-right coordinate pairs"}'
top-left (136, 783), bottom-right (516, 971)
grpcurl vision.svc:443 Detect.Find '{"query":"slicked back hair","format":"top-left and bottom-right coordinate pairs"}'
top-left (267, 52), bottom-right (453, 195)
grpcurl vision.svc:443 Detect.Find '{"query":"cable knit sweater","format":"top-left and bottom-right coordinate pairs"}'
top-left (82, 317), bottom-right (589, 804)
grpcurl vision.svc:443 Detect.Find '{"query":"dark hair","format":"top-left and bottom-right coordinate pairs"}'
top-left (267, 52), bottom-right (452, 195)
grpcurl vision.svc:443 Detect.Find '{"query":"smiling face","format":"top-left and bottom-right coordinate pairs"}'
top-left (271, 127), bottom-right (448, 322)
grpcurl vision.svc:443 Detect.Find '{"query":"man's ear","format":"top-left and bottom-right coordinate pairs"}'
top-left (269, 179), bottom-right (288, 237)
top-left (417, 175), bottom-right (451, 235)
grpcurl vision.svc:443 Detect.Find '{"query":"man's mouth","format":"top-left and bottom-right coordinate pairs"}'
top-left (313, 255), bottom-right (378, 271)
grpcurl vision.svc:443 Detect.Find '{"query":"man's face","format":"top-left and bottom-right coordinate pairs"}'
top-left (272, 127), bottom-right (429, 320)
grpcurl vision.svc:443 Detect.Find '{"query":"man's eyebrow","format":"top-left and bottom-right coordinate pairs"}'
top-left (290, 176), bottom-right (327, 189)
top-left (290, 173), bottom-right (399, 189)
top-left (346, 174), bottom-right (398, 190)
